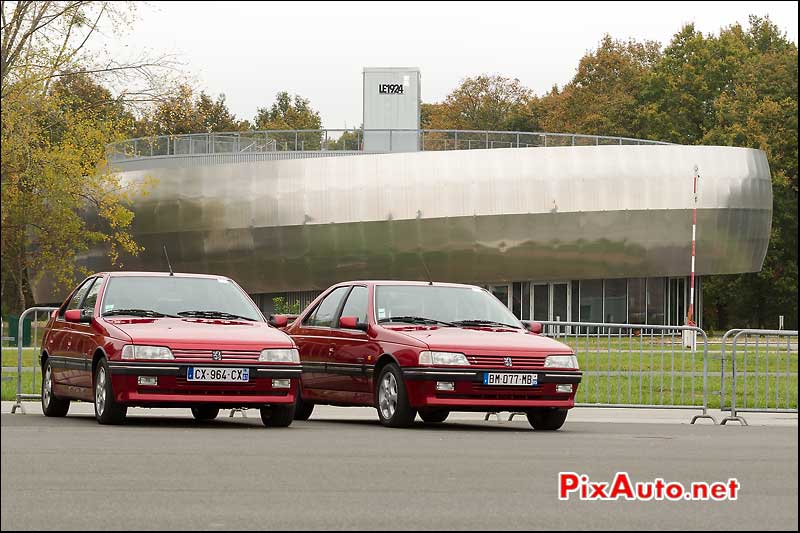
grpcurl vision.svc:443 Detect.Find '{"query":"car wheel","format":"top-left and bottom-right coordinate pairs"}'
top-left (526, 408), bottom-right (568, 430)
top-left (294, 388), bottom-right (315, 421)
top-left (260, 404), bottom-right (295, 427)
top-left (94, 359), bottom-right (127, 425)
top-left (375, 364), bottom-right (416, 428)
top-left (191, 406), bottom-right (219, 421)
top-left (41, 360), bottom-right (70, 417)
top-left (418, 409), bottom-right (449, 424)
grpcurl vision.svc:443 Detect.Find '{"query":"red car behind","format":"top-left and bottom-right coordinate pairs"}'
top-left (275, 281), bottom-right (582, 430)
top-left (41, 272), bottom-right (301, 426)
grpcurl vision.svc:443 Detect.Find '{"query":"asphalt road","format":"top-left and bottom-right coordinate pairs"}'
top-left (1, 407), bottom-right (797, 531)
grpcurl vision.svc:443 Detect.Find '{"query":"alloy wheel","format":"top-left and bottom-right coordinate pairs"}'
top-left (43, 365), bottom-right (52, 409)
top-left (95, 366), bottom-right (107, 416)
top-left (379, 372), bottom-right (398, 420)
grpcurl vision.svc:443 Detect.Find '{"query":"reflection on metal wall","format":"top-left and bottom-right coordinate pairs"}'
top-left (32, 144), bottom-right (772, 303)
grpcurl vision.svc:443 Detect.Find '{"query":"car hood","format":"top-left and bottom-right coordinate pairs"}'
top-left (391, 326), bottom-right (573, 354)
top-left (103, 317), bottom-right (294, 349)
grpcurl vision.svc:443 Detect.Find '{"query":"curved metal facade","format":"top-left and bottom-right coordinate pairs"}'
top-left (33, 144), bottom-right (772, 302)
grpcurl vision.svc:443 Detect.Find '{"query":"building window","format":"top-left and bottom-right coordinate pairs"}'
top-left (571, 281), bottom-right (580, 322)
top-left (579, 280), bottom-right (603, 323)
top-left (647, 278), bottom-right (666, 325)
top-left (532, 284), bottom-right (549, 321)
top-left (521, 281), bottom-right (530, 320)
top-left (628, 278), bottom-right (646, 324)
top-left (489, 284), bottom-right (510, 308)
top-left (604, 279), bottom-right (627, 324)
top-left (512, 282), bottom-right (523, 318)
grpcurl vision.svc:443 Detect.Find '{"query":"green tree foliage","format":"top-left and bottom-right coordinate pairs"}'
top-left (134, 84), bottom-right (250, 136)
top-left (272, 296), bottom-right (301, 315)
top-left (424, 16), bottom-right (797, 328)
top-left (254, 92), bottom-right (322, 130)
top-left (1, 2), bottom-right (161, 313)
top-left (424, 75), bottom-right (533, 131)
top-left (1, 73), bottom-right (147, 312)
top-left (538, 36), bottom-right (661, 138)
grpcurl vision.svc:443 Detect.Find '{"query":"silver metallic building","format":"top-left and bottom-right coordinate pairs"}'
top-left (31, 68), bottom-right (773, 327)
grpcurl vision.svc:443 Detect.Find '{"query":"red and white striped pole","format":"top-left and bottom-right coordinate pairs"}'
top-left (686, 165), bottom-right (699, 326)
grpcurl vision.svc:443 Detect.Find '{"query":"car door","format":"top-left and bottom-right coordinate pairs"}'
top-left (293, 286), bottom-right (351, 392)
top-left (71, 276), bottom-right (103, 390)
top-left (47, 278), bottom-right (95, 389)
top-left (330, 285), bottom-right (380, 394)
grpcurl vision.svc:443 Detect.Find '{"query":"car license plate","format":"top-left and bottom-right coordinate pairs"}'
top-left (483, 372), bottom-right (538, 386)
top-left (187, 367), bottom-right (249, 382)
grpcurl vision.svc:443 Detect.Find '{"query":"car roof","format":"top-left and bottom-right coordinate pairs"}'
top-left (96, 271), bottom-right (231, 280)
top-left (335, 280), bottom-right (484, 289)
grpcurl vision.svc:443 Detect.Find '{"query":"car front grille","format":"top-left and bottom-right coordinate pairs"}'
top-left (466, 354), bottom-right (546, 368)
top-left (170, 349), bottom-right (261, 362)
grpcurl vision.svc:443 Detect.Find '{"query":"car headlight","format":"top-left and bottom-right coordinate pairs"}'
top-left (418, 351), bottom-right (470, 366)
top-left (259, 348), bottom-right (300, 363)
top-left (544, 355), bottom-right (579, 369)
top-left (121, 345), bottom-right (174, 360)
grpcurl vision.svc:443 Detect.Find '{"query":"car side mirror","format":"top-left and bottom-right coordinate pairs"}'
top-left (339, 316), bottom-right (368, 332)
top-left (522, 321), bottom-right (543, 334)
top-left (269, 314), bottom-right (289, 328)
top-left (65, 309), bottom-right (93, 323)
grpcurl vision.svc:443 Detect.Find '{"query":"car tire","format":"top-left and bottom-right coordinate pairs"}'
top-left (191, 406), bottom-right (219, 421)
top-left (94, 358), bottom-right (127, 425)
top-left (375, 364), bottom-right (416, 428)
top-left (41, 360), bottom-right (70, 417)
top-left (294, 389), bottom-right (315, 421)
top-left (526, 408), bottom-right (568, 430)
top-left (418, 409), bottom-right (449, 424)
top-left (260, 404), bottom-right (295, 427)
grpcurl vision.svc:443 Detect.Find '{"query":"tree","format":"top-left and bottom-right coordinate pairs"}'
top-left (253, 91), bottom-right (321, 130)
top-left (253, 91), bottom-right (322, 150)
top-left (1, 1), bottom-right (173, 107)
top-left (539, 36), bottom-right (661, 139)
top-left (133, 84), bottom-right (249, 136)
top-left (424, 75), bottom-right (533, 131)
top-left (1, 1), bottom-right (166, 313)
top-left (1, 73), bottom-right (148, 312)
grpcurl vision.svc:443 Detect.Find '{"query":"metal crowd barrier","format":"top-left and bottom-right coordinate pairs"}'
top-left (494, 321), bottom-right (716, 424)
top-left (720, 329), bottom-right (798, 426)
top-left (10, 307), bottom-right (58, 414)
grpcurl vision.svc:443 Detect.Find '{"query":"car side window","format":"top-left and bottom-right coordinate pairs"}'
top-left (82, 278), bottom-right (102, 312)
top-left (61, 278), bottom-right (95, 316)
top-left (304, 286), bottom-right (350, 327)
top-left (339, 286), bottom-right (368, 324)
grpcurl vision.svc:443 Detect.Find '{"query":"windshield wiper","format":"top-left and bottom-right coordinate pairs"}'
top-left (452, 319), bottom-right (522, 330)
top-left (378, 316), bottom-right (455, 326)
top-left (177, 310), bottom-right (258, 321)
top-left (103, 308), bottom-right (179, 318)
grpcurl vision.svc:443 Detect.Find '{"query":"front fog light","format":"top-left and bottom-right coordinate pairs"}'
top-left (436, 381), bottom-right (455, 391)
top-left (137, 376), bottom-right (158, 386)
top-left (556, 384), bottom-right (573, 393)
top-left (272, 379), bottom-right (291, 389)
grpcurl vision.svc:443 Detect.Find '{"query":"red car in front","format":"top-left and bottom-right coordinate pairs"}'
top-left (41, 272), bottom-right (300, 426)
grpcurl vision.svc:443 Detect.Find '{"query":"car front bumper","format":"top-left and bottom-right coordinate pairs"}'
top-left (402, 367), bottom-right (581, 410)
top-left (108, 361), bottom-right (301, 406)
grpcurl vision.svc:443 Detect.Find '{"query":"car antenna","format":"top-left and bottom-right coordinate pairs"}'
top-left (418, 252), bottom-right (434, 285)
top-left (163, 245), bottom-right (174, 276)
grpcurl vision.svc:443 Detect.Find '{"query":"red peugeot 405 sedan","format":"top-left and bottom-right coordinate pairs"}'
top-left (273, 281), bottom-right (582, 430)
top-left (40, 272), bottom-right (301, 426)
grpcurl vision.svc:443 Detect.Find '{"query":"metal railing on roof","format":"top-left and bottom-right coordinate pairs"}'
top-left (105, 128), bottom-right (671, 162)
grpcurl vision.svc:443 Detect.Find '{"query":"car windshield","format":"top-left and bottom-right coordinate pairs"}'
top-left (101, 276), bottom-right (264, 322)
top-left (375, 285), bottom-right (523, 329)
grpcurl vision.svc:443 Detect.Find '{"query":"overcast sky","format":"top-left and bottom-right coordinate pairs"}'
top-left (101, 1), bottom-right (798, 129)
